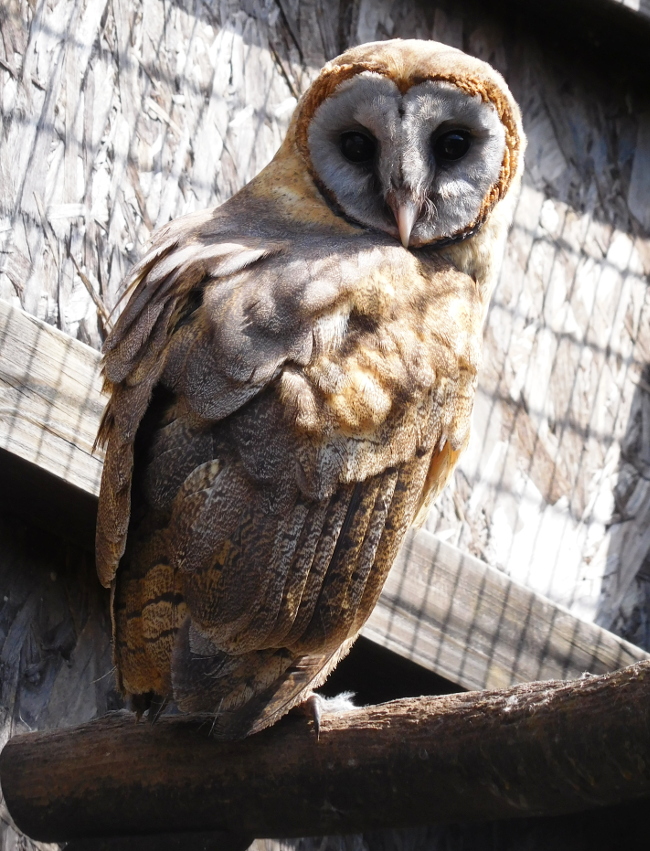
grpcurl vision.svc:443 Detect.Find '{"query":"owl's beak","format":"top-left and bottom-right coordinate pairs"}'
top-left (394, 200), bottom-right (420, 249)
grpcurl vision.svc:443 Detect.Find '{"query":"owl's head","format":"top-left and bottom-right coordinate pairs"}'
top-left (290, 39), bottom-right (525, 249)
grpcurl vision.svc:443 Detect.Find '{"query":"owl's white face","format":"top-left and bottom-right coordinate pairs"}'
top-left (307, 72), bottom-right (507, 248)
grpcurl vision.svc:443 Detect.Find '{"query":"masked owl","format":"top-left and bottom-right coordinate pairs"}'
top-left (95, 39), bottom-right (525, 739)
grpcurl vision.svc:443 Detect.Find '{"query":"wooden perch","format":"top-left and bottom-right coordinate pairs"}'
top-left (2, 661), bottom-right (650, 844)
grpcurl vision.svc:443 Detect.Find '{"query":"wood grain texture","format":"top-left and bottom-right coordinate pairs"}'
top-left (3, 661), bottom-right (650, 843)
top-left (365, 527), bottom-right (649, 691)
top-left (0, 298), bottom-right (105, 496)
top-left (0, 515), bottom-right (116, 851)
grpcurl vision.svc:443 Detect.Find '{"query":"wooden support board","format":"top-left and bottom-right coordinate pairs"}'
top-left (366, 529), bottom-right (647, 690)
top-left (1, 297), bottom-right (647, 693)
top-left (0, 298), bottom-right (105, 496)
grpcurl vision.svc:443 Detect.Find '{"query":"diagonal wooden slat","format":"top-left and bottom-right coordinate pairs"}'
top-left (0, 299), bottom-right (105, 496)
top-left (364, 528), bottom-right (647, 691)
top-left (1, 297), bottom-right (647, 692)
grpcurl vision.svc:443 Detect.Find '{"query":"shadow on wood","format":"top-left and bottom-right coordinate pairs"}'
top-left (1, 661), bottom-right (650, 845)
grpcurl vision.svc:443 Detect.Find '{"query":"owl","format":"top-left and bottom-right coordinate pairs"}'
top-left (95, 39), bottom-right (525, 739)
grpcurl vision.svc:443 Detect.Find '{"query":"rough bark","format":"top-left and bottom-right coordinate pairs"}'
top-left (2, 662), bottom-right (649, 845)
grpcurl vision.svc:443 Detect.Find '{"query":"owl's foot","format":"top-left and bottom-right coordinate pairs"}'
top-left (127, 691), bottom-right (175, 723)
top-left (293, 691), bottom-right (356, 740)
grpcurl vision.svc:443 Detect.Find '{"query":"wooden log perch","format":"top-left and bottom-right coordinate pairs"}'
top-left (2, 661), bottom-right (650, 845)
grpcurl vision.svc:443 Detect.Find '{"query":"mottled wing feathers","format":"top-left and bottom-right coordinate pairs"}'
top-left (113, 366), bottom-right (444, 737)
top-left (95, 215), bottom-right (287, 588)
top-left (167, 449), bottom-right (435, 739)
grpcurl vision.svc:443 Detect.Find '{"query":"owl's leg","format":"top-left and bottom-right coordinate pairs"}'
top-left (128, 691), bottom-right (154, 720)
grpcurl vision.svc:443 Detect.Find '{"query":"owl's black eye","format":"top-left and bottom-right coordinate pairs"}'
top-left (433, 130), bottom-right (472, 162)
top-left (339, 131), bottom-right (376, 164)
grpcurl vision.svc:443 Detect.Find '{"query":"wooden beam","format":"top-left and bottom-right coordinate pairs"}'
top-left (0, 298), bottom-right (105, 496)
top-left (1, 298), bottom-right (647, 694)
top-left (2, 662), bottom-right (650, 844)
top-left (365, 528), bottom-right (648, 691)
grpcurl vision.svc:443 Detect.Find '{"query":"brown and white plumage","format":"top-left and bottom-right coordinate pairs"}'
top-left (95, 39), bottom-right (525, 739)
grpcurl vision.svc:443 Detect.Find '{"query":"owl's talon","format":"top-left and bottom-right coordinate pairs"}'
top-left (306, 693), bottom-right (323, 740)
top-left (291, 693), bottom-right (323, 740)
top-left (146, 694), bottom-right (169, 724)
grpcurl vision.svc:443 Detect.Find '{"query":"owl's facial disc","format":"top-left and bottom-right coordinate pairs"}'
top-left (307, 73), bottom-right (507, 248)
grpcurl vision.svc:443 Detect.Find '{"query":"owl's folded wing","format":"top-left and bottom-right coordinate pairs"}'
top-left (96, 212), bottom-right (289, 588)
top-left (164, 437), bottom-right (461, 740)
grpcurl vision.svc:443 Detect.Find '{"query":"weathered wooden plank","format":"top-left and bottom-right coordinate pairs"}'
top-left (0, 298), bottom-right (105, 496)
top-left (1, 297), bottom-right (646, 695)
top-left (364, 528), bottom-right (648, 692)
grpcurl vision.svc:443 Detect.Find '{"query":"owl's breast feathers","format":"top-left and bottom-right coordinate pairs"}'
top-left (96, 199), bottom-right (484, 738)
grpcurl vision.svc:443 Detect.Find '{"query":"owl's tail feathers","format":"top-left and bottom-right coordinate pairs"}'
top-left (170, 619), bottom-right (357, 740)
